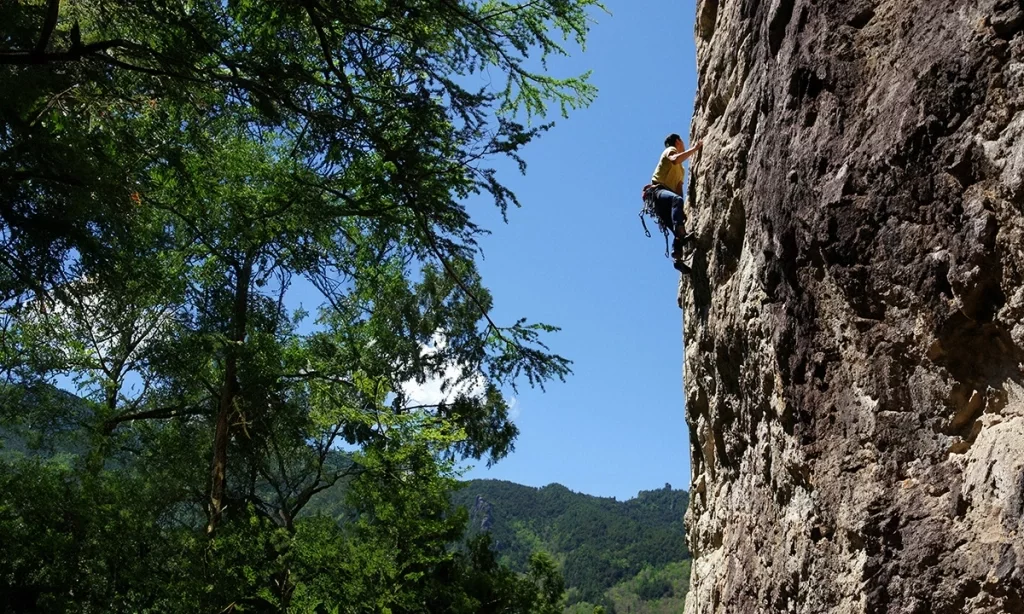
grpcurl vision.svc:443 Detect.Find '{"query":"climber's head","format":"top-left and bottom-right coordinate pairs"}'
top-left (664, 133), bottom-right (683, 150)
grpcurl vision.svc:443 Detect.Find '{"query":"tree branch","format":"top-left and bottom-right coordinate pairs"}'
top-left (102, 402), bottom-right (211, 434)
top-left (34, 0), bottom-right (62, 55)
top-left (0, 39), bottom-right (133, 65)
top-left (416, 213), bottom-right (516, 352)
top-left (280, 370), bottom-right (356, 388)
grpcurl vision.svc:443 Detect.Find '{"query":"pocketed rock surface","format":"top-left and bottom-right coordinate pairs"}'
top-left (681, 1), bottom-right (1024, 612)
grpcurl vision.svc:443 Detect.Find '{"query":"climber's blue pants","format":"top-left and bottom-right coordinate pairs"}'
top-left (652, 188), bottom-right (686, 233)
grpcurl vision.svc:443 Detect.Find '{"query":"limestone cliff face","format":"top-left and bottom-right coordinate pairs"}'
top-left (681, 1), bottom-right (1024, 612)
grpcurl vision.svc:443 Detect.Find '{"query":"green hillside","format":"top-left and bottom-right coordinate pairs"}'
top-left (452, 480), bottom-right (690, 609)
top-left (2, 386), bottom-right (693, 613)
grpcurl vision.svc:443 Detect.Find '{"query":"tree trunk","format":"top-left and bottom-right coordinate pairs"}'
top-left (207, 258), bottom-right (251, 534)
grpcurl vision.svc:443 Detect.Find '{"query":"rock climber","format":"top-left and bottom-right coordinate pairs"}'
top-left (642, 133), bottom-right (702, 273)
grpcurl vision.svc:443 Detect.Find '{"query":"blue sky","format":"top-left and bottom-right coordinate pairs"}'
top-left (54, 1), bottom-right (700, 504)
top-left (457, 1), bottom-right (702, 500)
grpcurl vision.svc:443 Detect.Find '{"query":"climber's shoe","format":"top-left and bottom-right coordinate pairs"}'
top-left (673, 257), bottom-right (691, 274)
top-left (671, 232), bottom-right (696, 260)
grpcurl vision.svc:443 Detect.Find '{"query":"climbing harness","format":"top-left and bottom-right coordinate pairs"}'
top-left (640, 183), bottom-right (671, 258)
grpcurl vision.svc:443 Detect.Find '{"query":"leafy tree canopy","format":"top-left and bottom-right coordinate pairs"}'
top-left (0, 0), bottom-right (603, 610)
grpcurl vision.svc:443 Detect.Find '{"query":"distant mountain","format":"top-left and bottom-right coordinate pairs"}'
top-left (1, 387), bottom-right (693, 612)
top-left (451, 480), bottom-right (690, 609)
top-left (0, 384), bottom-right (94, 458)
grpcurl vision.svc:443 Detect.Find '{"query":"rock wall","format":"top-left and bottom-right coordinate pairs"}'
top-left (681, 1), bottom-right (1024, 612)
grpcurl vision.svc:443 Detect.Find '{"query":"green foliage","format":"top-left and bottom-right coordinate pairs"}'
top-left (451, 480), bottom-right (690, 606)
top-left (604, 560), bottom-right (692, 614)
top-left (635, 568), bottom-right (673, 601)
top-left (0, 0), bottom-right (606, 610)
top-left (0, 452), bottom-right (201, 611)
top-left (0, 443), bottom-right (573, 613)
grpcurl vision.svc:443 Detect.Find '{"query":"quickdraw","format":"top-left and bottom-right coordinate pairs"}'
top-left (640, 183), bottom-right (671, 258)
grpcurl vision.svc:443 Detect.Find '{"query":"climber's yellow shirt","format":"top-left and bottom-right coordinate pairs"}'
top-left (651, 147), bottom-right (684, 195)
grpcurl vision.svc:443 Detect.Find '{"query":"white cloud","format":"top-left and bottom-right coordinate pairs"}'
top-left (401, 334), bottom-right (486, 406)
top-left (507, 397), bottom-right (521, 421)
top-left (399, 335), bottom-right (519, 423)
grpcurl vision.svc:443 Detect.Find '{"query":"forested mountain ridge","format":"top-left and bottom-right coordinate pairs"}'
top-left (452, 480), bottom-right (690, 608)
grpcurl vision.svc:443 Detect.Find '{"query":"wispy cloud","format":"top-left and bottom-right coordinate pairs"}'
top-left (401, 334), bottom-right (486, 406)
top-left (400, 334), bottom-right (520, 423)
top-left (507, 397), bottom-right (521, 421)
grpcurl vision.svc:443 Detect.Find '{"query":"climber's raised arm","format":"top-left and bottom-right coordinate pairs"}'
top-left (669, 139), bottom-right (703, 164)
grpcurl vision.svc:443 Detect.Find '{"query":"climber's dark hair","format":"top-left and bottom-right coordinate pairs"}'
top-left (664, 133), bottom-right (682, 148)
